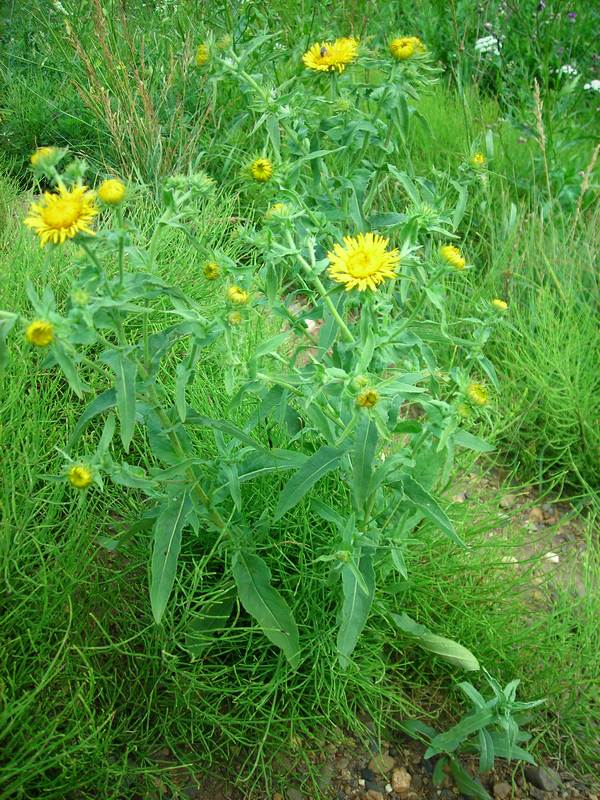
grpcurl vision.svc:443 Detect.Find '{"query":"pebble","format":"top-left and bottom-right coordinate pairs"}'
top-left (365, 791), bottom-right (384, 800)
top-left (528, 507), bottom-right (545, 524)
top-left (543, 551), bottom-right (560, 564)
top-left (500, 493), bottom-right (518, 509)
top-left (319, 764), bottom-right (335, 789)
top-left (391, 767), bottom-right (412, 795)
top-left (524, 765), bottom-right (561, 792)
top-left (368, 753), bottom-right (395, 775)
top-left (286, 789), bottom-right (304, 800)
top-left (385, 784), bottom-right (393, 794)
top-left (529, 787), bottom-right (547, 800)
top-left (493, 782), bottom-right (511, 799)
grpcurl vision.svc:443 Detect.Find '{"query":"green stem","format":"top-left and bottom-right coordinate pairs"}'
top-left (116, 207), bottom-right (125, 287)
top-left (285, 232), bottom-right (354, 344)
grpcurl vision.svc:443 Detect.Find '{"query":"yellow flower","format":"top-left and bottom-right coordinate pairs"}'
top-left (30, 146), bottom-right (58, 167)
top-left (491, 298), bottom-right (508, 311)
top-left (227, 285), bottom-right (249, 305)
top-left (250, 158), bottom-right (273, 182)
top-left (389, 36), bottom-right (426, 60)
top-left (68, 464), bottom-right (93, 489)
top-left (302, 37), bottom-right (359, 73)
top-left (97, 178), bottom-right (126, 205)
top-left (327, 232), bottom-right (400, 292)
top-left (24, 184), bottom-right (97, 246)
top-left (471, 152), bottom-right (487, 167)
top-left (195, 43), bottom-right (209, 66)
top-left (203, 261), bottom-right (221, 280)
top-left (265, 202), bottom-right (290, 220)
top-left (440, 244), bottom-right (466, 270)
top-left (466, 383), bottom-right (489, 407)
top-left (25, 320), bottom-right (54, 347)
top-left (356, 388), bottom-right (379, 408)
top-left (228, 311), bottom-right (243, 325)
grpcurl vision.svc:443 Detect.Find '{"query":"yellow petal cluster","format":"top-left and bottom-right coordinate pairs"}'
top-left (440, 244), bottom-right (466, 270)
top-left (68, 464), bottom-right (93, 489)
top-left (98, 178), bottom-right (126, 205)
top-left (25, 320), bottom-right (54, 347)
top-left (327, 232), bottom-right (399, 292)
top-left (227, 285), bottom-right (249, 305)
top-left (389, 36), bottom-right (426, 60)
top-left (466, 383), bottom-right (489, 407)
top-left (250, 158), bottom-right (273, 182)
top-left (24, 184), bottom-right (97, 246)
top-left (491, 298), bottom-right (508, 311)
top-left (195, 43), bottom-right (209, 66)
top-left (356, 388), bottom-right (379, 408)
top-left (303, 37), bottom-right (359, 73)
top-left (203, 261), bottom-right (221, 280)
top-left (30, 147), bottom-right (58, 167)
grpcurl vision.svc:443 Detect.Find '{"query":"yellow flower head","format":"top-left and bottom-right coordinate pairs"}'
top-left (68, 464), bottom-right (93, 489)
top-left (228, 311), bottom-right (243, 325)
top-left (491, 298), bottom-right (508, 311)
top-left (97, 178), bottom-right (126, 205)
top-left (203, 261), bottom-right (221, 280)
top-left (216, 34), bottom-right (232, 49)
top-left (302, 37), bottom-right (359, 73)
top-left (25, 320), bottom-right (54, 347)
top-left (24, 184), bottom-right (97, 246)
top-left (227, 285), bottom-right (249, 305)
top-left (265, 202), bottom-right (290, 220)
top-left (356, 388), bottom-right (379, 408)
top-left (30, 146), bottom-right (58, 167)
top-left (390, 36), bottom-right (426, 60)
top-left (466, 383), bottom-right (489, 407)
top-left (249, 158), bottom-right (273, 182)
top-left (195, 43), bottom-right (209, 66)
top-left (327, 232), bottom-right (400, 292)
top-left (440, 244), bottom-right (466, 270)
top-left (471, 152), bottom-right (487, 167)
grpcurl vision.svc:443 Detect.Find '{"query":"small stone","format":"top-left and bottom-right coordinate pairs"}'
top-left (362, 768), bottom-right (377, 782)
top-left (529, 787), bottom-right (546, 800)
top-left (286, 789), bottom-right (304, 800)
top-left (452, 492), bottom-right (467, 503)
top-left (500, 493), bottom-right (517, 509)
top-left (319, 764), bottom-right (335, 790)
top-left (528, 507), bottom-right (544, 524)
top-left (391, 767), bottom-right (412, 795)
top-left (366, 792), bottom-right (384, 800)
top-left (543, 551), bottom-right (560, 564)
top-left (359, 779), bottom-right (366, 787)
top-left (273, 795), bottom-right (283, 800)
top-left (385, 784), bottom-right (393, 794)
top-left (493, 782), bottom-right (511, 799)
top-left (502, 556), bottom-right (518, 564)
top-left (368, 753), bottom-right (395, 775)
top-left (524, 766), bottom-right (561, 793)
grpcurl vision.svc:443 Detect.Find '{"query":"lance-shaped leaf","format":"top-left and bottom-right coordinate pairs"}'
top-left (390, 612), bottom-right (480, 672)
top-left (101, 350), bottom-right (137, 451)
top-left (337, 552), bottom-right (375, 668)
top-left (186, 412), bottom-right (265, 450)
top-left (401, 475), bottom-right (465, 548)
top-left (232, 551), bottom-right (300, 668)
top-left (352, 416), bottom-right (378, 509)
top-left (67, 389), bottom-right (117, 451)
top-left (150, 493), bottom-right (192, 624)
top-left (274, 444), bottom-right (347, 520)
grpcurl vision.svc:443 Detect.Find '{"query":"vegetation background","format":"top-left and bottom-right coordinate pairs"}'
top-left (0, 0), bottom-right (598, 797)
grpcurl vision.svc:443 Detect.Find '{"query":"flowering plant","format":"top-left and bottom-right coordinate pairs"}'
top-left (1, 33), bottom-right (511, 673)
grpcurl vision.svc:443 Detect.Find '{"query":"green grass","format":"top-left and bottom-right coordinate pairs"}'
top-left (1, 2), bottom-right (600, 795)
top-left (1, 166), bottom-right (599, 796)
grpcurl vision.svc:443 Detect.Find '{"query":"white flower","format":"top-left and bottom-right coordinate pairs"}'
top-left (556, 64), bottom-right (578, 76)
top-left (584, 79), bottom-right (600, 92)
top-left (474, 35), bottom-right (502, 56)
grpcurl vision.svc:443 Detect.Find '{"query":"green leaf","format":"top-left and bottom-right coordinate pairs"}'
top-left (232, 551), bottom-right (300, 668)
top-left (337, 552), bottom-right (375, 668)
top-left (486, 733), bottom-right (536, 765)
top-left (175, 363), bottom-right (191, 422)
top-left (0, 314), bottom-right (17, 371)
top-left (478, 728), bottom-right (494, 773)
top-left (68, 389), bottom-right (117, 451)
top-left (150, 493), bottom-right (192, 624)
top-left (186, 412), bottom-right (264, 450)
top-left (454, 430), bottom-right (495, 453)
top-left (352, 416), bottom-right (378, 509)
top-left (390, 613), bottom-right (480, 672)
top-left (101, 350), bottom-right (137, 451)
top-left (448, 759), bottom-right (491, 800)
top-left (53, 341), bottom-right (87, 398)
top-left (254, 332), bottom-right (290, 358)
top-left (401, 475), bottom-right (465, 548)
top-left (274, 444), bottom-right (346, 520)
top-left (425, 710), bottom-right (495, 757)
